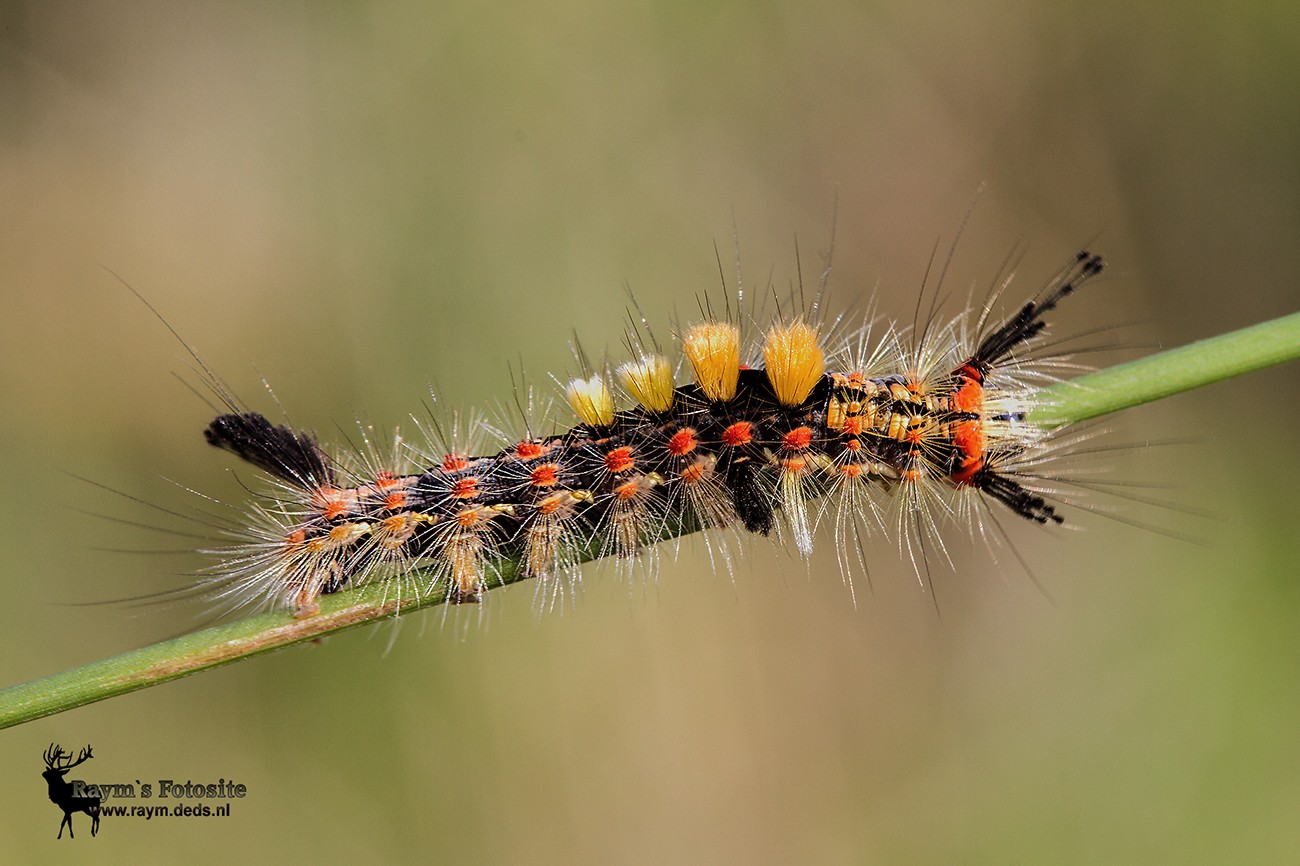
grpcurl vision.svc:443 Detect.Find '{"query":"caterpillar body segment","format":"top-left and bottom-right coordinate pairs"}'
top-left (202, 252), bottom-right (1105, 616)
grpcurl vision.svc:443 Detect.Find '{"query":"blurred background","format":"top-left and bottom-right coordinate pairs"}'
top-left (2, 1), bottom-right (1299, 862)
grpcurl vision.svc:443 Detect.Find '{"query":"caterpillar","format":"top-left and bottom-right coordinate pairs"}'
top-left (198, 249), bottom-right (1106, 618)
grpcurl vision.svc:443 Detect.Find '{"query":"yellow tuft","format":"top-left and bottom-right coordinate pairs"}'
top-left (763, 320), bottom-right (825, 407)
top-left (682, 322), bottom-right (740, 402)
top-left (566, 374), bottom-right (615, 427)
top-left (617, 355), bottom-right (675, 414)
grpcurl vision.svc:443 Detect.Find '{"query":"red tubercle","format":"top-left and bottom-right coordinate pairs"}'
top-left (721, 421), bottom-right (753, 448)
top-left (529, 463), bottom-right (560, 487)
top-left (667, 428), bottom-right (698, 457)
top-left (951, 368), bottom-right (984, 414)
top-left (450, 477), bottom-right (479, 499)
top-left (949, 361), bottom-right (987, 486)
top-left (604, 446), bottom-right (635, 474)
top-left (514, 440), bottom-right (546, 460)
top-left (781, 426), bottom-right (814, 451)
top-left (442, 453), bottom-right (470, 473)
top-left (953, 361), bottom-right (985, 387)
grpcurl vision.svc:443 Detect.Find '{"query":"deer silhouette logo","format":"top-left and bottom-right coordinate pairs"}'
top-left (41, 743), bottom-right (101, 839)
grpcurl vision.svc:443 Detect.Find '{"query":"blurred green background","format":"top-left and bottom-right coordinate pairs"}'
top-left (2, 1), bottom-right (1299, 862)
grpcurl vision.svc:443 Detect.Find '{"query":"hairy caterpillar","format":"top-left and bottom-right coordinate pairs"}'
top-left (197, 249), bottom-right (1106, 618)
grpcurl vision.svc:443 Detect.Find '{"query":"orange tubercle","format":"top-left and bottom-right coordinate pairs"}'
top-left (613, 478), bottom-right (644, 500)
top-left (679, 463), bottom-right (705, 483)
top-left (310, 486), bottom-right (350, 520)
top-left (454, 507), bottom-right (483, 528)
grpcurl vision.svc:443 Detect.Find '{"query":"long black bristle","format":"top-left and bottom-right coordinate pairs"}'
top-left (204, 413), bottom-right (334, 488)
top-left (970, 251), bottom-right (1105, 373)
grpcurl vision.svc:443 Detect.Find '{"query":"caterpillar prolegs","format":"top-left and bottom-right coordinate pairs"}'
top-left (201, 250), bottom-right (1106, 617)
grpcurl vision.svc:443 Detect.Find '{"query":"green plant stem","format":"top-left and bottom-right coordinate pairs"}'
top-left (1033, 310), bottom-right (1300, 425)
top-left (2, 310), bottom-right (1298, 730)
